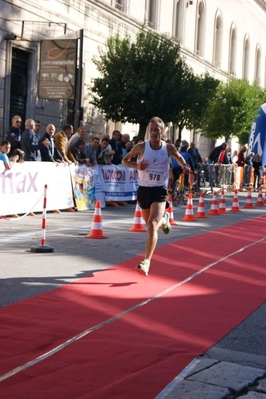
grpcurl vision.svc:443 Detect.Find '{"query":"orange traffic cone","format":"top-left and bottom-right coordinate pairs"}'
top-left (195, 192), bottom-right (207, 218)
top-left (209, 191), bottom-right (220, 215)
top-left (86, 200), bottom-right (107, 239)
top-left (230, 190), bottom-right (241, 212)
top-left (129, 202), bottom-right (146, 232)
top-left (182, 193), bottom-right (195, 221)
top-left (244, 187), bottom-right (253, 209)
top-left (256, 187), bottom-right (264, 206)
top-left (218, 189), bottom-right (227, 213)
top-left (166, 195), bottom-right (177, 225)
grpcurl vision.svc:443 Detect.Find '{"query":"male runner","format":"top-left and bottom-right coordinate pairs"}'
top-left (122, 116), bottom-right (189, 276)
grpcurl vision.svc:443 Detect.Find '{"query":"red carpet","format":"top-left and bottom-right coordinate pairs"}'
top-left (0, 216), bottom-right (266, 398)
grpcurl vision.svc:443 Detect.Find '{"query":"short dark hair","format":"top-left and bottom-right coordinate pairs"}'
top-left (62, 123), bottom-right (73, 131)
top-left (1, 139), bottom-right (10, 147)
top-left (75, 138), bottom-right (86, 146)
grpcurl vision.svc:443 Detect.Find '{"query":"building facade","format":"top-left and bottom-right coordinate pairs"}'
top-left (1, 0), bottom-right (266, 153)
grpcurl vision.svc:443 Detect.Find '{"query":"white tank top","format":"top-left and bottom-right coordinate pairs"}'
top-left (138, 140), bottom-right (169, 187)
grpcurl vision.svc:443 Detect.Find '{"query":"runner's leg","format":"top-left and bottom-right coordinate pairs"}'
top-left (142, 202), bottom-right (166, 261)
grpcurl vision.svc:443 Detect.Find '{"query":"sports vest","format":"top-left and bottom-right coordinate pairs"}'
top-left (138, 140), bottom-right (169, 187)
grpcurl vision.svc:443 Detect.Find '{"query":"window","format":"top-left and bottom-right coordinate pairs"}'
top-left (213, 11), bottom-right (222, 67)
top-left (146, 0), bottom-right (158, 30)
top-left (254, 44), bottom-right (261, 85)
top-left (229, 24), bottom-right (236, 75)
top-left (173, 0), bottom-right (185, 44)
top-left (243, 35), bottom-right (250, 80)
top-left (195, 0), bottom-right (205, 56)
top-left (115, 0), bottom-right (126, 13)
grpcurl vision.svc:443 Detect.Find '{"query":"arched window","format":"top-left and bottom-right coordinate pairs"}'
top-left (254, 44), bottom-right (261, 85)
top-left (213, 11), bottom-right (222, 67)
top-left (146, 0), bottom-right (158, 29)
top-left (228, 24), bottom-right (236, 75)
top-left (115, 0), bottom-right (126, 13)
top-left (195, 0), bottom-right (205, 56)
top-left (243, 35), bottom-right (250, 80)
top-left (173, 0), bottom-right (185, 44)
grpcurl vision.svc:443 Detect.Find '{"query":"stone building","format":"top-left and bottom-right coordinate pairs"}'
top-left (1, 0), bottom-right (266, 153)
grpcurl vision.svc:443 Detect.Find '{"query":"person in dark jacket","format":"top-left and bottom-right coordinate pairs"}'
top-left (109, 130), bottom-right (123, 165)
top-left (40, 124), bottom-right (64, 163)
top-left (6, 115), bottom-right (23, 157)
top-left (21, 119), bottom-right (49, 161)
top-left (207, 142), bottom-right (228, 186)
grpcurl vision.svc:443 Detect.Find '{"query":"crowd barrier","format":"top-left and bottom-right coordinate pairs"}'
top-left (0, 162), bottom-right (139, 216)
top-left (206, 164), bottom-right (266, 189)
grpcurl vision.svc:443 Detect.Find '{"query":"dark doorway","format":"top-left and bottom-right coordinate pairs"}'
top-left (9, 48), bottom-right (29, 130)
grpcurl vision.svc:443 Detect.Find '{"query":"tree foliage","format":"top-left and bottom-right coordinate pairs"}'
top-left (201, 78), bottom-right (266, 144)
top-left (174, 72), bottom-right (219, 138)
top-left (91, 29), bottom-right (196, 137)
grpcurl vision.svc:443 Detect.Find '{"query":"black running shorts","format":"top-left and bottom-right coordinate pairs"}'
top-left (137, 186), bottom-right (168, 209)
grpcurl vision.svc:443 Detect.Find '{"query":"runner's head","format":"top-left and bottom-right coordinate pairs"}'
top-left (148, 117), bottom-right (165, 142)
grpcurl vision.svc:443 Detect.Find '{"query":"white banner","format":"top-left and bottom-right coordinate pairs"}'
top-left (0, 161), bottom-right (74, 216)
top-left (0, 162), bottom-right (139, 215)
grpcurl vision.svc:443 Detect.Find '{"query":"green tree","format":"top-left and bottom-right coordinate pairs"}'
top-left (201, 78), bottom-right (265, 144)
top-left (174, 72), bottom-right (220, 139)
top-left (91, 29), bottom-right (194, 138)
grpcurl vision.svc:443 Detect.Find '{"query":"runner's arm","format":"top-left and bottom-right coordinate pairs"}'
top-left (122, 143), bottom-right (144, 170)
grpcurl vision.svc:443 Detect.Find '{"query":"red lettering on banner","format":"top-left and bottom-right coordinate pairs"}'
top-left (0, 172), bottom-right (38, 194)
top-left (102, 169), bottom-right (126, 181)
top-left (129, 170), bottom-right (138, 180)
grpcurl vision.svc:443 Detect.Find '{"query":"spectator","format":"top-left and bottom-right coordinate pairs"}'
top-left (40, 124), bottom-right (64, 163)
top-left (231, 150), bottom-right (238, 164)
top-left (172, 145), bottom-right (194, 187)
top-left (34, 120), bottom-right (42, 135)
top-left (217, 146), bottom-right (232, 186)
top-left (68, 138), bottom-right (91, 166)
top-left (96, 137), bottom-right (115, 165)
top-left (109, 130), bottom-right (123, 164)
top-left (68, 126), bottom-right (86, 148)
top-left (6, 115), bottom-right (23, 157)
top-left (236, 145), bottom-right (247, 167)
top-left (121, 133), bottom-right (133, 157)
top-left (207, 142), bottom-right (227, 186)
top-left (252, 154), bottom-right (263, 190)
top-left (174, 138), bottom-right (181, 150)
top-left (21, 119), bottom-right (49, 161)
top-left (101, 133), bottom-right (114, 164)
top-left (188, 142), bottom-right (202, 167)
top-left (0, 140), bottom-right (18, 170)
top-left (54, 123), bottom-right (75, 164)
top-left (12, 148), bottom-right (25, 163)
top-left (81, 137), bottom-right (100, 166)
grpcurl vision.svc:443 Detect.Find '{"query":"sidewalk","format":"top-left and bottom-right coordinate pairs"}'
top-left (156, 294), bottom-right (266, 399)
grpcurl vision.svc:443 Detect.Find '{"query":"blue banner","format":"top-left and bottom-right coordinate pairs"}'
top-left (248, 102), bottom-right (266, 167)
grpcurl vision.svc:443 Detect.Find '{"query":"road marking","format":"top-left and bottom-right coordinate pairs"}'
top-left (0, 235), bottom-right (265, 383)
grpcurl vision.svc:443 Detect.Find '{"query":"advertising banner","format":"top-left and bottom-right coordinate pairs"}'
top-left (97, 164), bottom-right (139, 202)
top-left (0, 162), bottom-right (74, 216)
top-left (39, 39), bottom-right (77, 99)
top-left (248, 102), bottom-right (266, 167)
